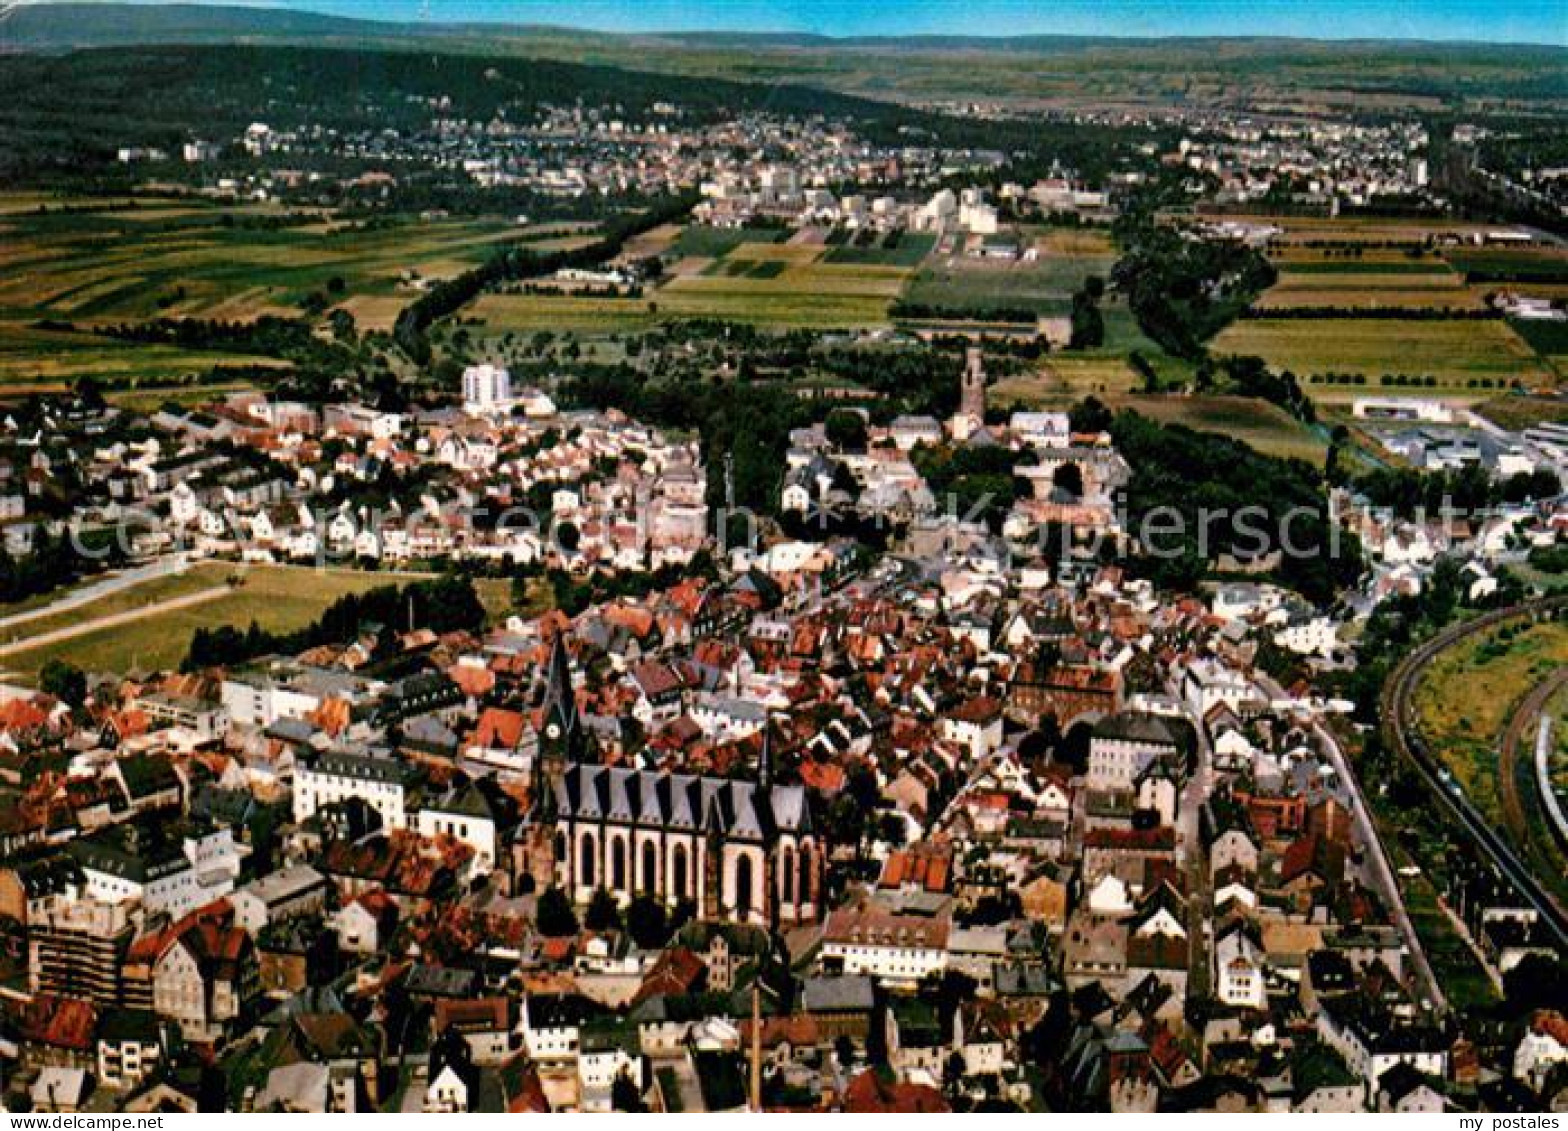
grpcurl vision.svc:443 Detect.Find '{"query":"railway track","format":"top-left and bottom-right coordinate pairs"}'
top-left (1379, 595), bottom-right (1568, 954)
top-left (1500, 668), bottom-right (1568, 862)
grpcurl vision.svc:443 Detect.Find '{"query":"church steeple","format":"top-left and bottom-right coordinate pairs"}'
top-left (539, 631), bottom-right (584, 763)
top-left (758, 718), bottom-right (774, 791)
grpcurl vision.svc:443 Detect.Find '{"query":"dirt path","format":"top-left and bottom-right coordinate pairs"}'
top-left (0, 585), bottom-right (231, 658)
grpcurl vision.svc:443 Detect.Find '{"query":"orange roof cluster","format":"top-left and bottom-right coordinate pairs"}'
top-left (879, 839), bottom-right (955, 895)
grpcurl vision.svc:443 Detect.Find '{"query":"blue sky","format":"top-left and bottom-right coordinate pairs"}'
top-left (90, 0), bottom-right (1568, 44)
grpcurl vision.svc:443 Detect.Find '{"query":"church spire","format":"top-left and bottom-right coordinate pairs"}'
top-left (758, 718), bottom-right (774, 791)
top-left (540, 632), bottom-right (582, 753)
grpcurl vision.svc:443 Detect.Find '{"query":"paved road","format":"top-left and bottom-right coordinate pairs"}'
top-left (1381, 596), bottom-right (1568, 953)
top-left (0, 585), bottom-right (230, 658)
top-left (1313, 720), bottom-right (1447, 1012)
top-left (0, 553), bottom-right (193, 633)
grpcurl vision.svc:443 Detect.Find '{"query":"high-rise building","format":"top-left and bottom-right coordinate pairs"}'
top-left (462, 364), bottom-right (512, 413)
top-left (28, 881), bottom-right (137, 1006)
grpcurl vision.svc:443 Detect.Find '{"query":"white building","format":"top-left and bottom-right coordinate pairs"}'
top-left (820, 904), bottom-right (950, 988)
top-left (293, 750), bottom-right (416, 830)
top-left (462, 364), bottom-right (513, 414)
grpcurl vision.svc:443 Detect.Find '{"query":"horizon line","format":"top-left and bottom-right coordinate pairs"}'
top-left (17, 1), bottom-right (1568, 49)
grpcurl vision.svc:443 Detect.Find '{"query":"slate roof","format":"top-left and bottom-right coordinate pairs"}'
top-left (554, 764), bottom-right (809, 842)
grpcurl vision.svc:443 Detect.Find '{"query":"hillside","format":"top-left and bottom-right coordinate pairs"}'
top-left (4, 3), bottom-right (1563, 111)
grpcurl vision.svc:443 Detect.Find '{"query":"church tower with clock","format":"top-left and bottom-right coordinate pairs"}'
top-left (521, 632), bottom-right (589, 893)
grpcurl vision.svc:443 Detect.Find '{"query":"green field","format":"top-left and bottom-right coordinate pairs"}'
top-left (0, 562), bottom-right (515, 678)
top-left (1212, 317), bottom-right (1552, 387)
top-left (1256, 261), bottom-right (1483, 312)
top-left (902, 232), bottom-right (1116, 318)
top-left (823, 232), bottom-right (937, 267)
top-left (1444, 247), bottom-right (1568, 282)
top-left (1510, 317), bottom-right (1568, 374)
top-left (668, 225), bottom-right (788, 258)
top-left (0, 195), bottom-right (587, 334)
top-left (0, 317), bottom-right (287, 390)
top-left (1415, 620), bottom-right (1568, 828)
top-left (988, 380), bottom-right (1325, 461)
top-left (1273, 259), bottom-right (1456, 275)
top-left (473, 233), bottom-right (912, 332)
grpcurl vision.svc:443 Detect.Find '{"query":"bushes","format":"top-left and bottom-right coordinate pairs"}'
top-left (1108, 407), bottom-right (1361, 604)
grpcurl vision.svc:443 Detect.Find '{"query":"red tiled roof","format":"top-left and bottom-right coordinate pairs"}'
top-left (843, 1070), bottom-right (948, 1113)
top-left (471, 707), bottom-right (526, 749)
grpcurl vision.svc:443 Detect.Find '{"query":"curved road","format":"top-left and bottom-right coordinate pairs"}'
top-left (1380, 595), bottom-right (1568, 953)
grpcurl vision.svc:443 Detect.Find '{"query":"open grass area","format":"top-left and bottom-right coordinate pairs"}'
top-left (473, 235), bottom-right (912, 331)
top-left (989, 377), bottom-right (1326, 461)
top-left (1444, 247), bottom-right (1568, 282)
top-left (1510, 318), bottom-right (1568, 376)
top-left (668, 225), bottom-right (788, 258)
top-left (822, 232), bottom-right (936, 267)
top-left (1473, 392), bottom-right (1568, 431)
top-left (0, 562), bottom-right (516, 678)
top-left (0, 317), bottom-right (286, 390)
top-left (468, 292), bottom-right (662, 334)
top-left (903, 233), bottom-right (1115, 318)
top-left (1108, 395), bottom-right (1327, 461)
top-left (1414, 620), bottom-right (1568, 828)
top-left (1255, 262), bottom-right (1483, 311)
top-left (0, 194), bottom-right (578, 333)
top-left (1212, 316), bottom-right (1553, 387)
top-left (1403, 876), bottom-right (1500, 1011)
top-left (1268, 257), bottom-right (1456, 275)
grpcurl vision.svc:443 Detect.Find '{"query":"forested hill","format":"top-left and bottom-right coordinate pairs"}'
top-left (0, 42), bottom-right (1162, 184)
top-left (0, 2), bottom-right (417, 49)
top-left (0, 42), bottom-right (891, 180)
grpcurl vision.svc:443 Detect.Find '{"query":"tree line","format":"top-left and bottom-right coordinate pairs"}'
top-left (183, 575), bottom-right (485, 671)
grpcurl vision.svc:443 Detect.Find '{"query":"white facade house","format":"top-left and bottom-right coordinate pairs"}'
top-left (293, 751), bottom-right (415, 830)
top-left (1214, 924), bottom-right (1266, 1010)
top-left (415, 786), bottom-right (500, 875)
top-left (820, 906), bottom-right (950, 988)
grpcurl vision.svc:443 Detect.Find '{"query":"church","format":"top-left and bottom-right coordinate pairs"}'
top-left (522, 636), bottom-right (824, 928)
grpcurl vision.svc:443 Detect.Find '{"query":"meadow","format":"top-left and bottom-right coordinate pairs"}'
top-left (0, 318), bottom-right (288, 391)
top-left (0, 195), bottom-right (588, 334)
top-left (987, 375), bottom-right (1326, 462)
top-left (473, 231), bottom-right (915, 332)
top-left (902, 229), bottom-right (1116, 319)
top-left (1211, 317), bottom-right (1552, 389)
top-left (1414, 620), bottom-right (1568, 871)
top-left (0, 562), bottom-right (515, 679)
top-left (1443, 247), bottom-right (1568, 282)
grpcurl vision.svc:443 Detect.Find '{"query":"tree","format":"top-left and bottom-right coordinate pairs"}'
top-left (39, 659), bottom-right (86, 708)
top-left (611, 1067), bottom-right (646, 1112)
top-left (535, 885), bottom-right (578, 938)
top-left (625, 894), bottom-right (670, 950)
top-left (824, 408), bottom-right (868, 451)
top-left (72, 375), bottom-right (106, 411)
top-left (585, 887), bottom-right (622, 933)
top-left (1068, 396), bottom-right (1113, 435)
top-left (943, 1051), bottom-right (967, 1100)
top-left (1068, 289), bottom-right (1105, 349)
top-left (1504, 953), bottom-right (1568, 1016)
